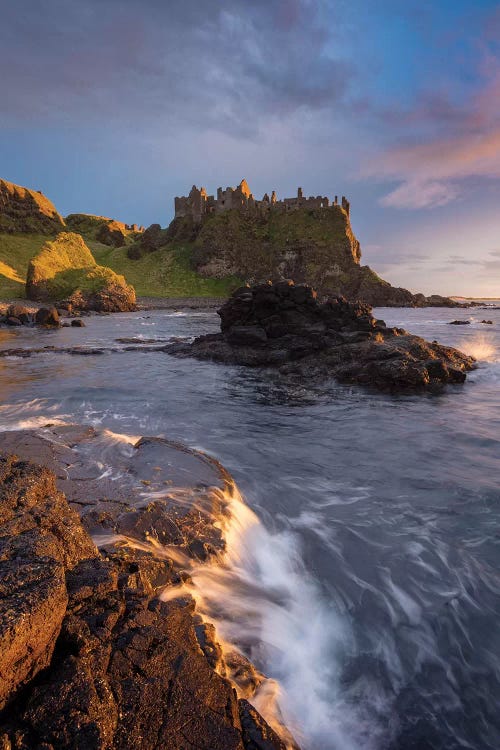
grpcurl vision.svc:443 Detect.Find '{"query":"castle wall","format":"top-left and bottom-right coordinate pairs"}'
top-left (174, 180), bottom-right (350, 221)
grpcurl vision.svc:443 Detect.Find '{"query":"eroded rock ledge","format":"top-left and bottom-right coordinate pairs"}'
top-left (0, 427), bottom-right (290, 750)
top-left (165, 282), bottom-right (475, 392)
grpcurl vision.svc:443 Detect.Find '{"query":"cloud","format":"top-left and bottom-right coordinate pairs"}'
top-left (0, 0), bottom-right (351, 137)
top-left (380, 179), bottom-right (459, 209)
top-left (362, 6), bottom-right (500, 211)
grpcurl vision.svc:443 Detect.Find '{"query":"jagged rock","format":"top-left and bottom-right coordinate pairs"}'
top-left (0, 457), bottom-right (97, 711)
top-left (0, 440), bottom-right (291, 750)
top-left (165, 282), bottom-right (475, 393)
top-left (239, 700), bottom-right (288, 750)
top-left (449, 320), bottom-right (470, 325)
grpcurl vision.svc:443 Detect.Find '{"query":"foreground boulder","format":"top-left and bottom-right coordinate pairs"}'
top-left (0, 456), bottom-right (97, 711)
top-left (26, 232), bottom-right (136, 312)
top-left (0, 435), bottom-right (289, 750)
top-left (165, 282), bottom-right (475, 392)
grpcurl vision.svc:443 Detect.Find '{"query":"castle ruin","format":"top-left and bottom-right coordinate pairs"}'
top-left (174, 179), bottom-right (350, 222)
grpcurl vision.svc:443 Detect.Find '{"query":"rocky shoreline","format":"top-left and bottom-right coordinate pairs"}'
top-left (165, 282), bottom-right (476, 393)
top-left (0, 426), bottom-right (292, 750)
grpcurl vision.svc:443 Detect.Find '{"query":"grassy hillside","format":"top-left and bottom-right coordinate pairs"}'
top-left (0, 234), bottom-right (47, 298)
top-left (26, 232), bottom-right (133, 301)
top-left (90, 240), bottom-right (242, 297)
top-left (0, 232), bottom-right (241, 299)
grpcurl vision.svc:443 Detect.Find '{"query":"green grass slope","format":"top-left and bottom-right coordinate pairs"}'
top-left (0, 234), bottom-right (47, 298)
top-left (0, 233), bottom-right (240, 300)
top-left (89, 240), bottom-right (241, 297)
top-left (26, 232), bottom-right (133, 302)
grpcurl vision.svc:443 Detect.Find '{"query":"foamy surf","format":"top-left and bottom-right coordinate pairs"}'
top-left (461, 333), bottom-right (498, 363)
top-left (171, 484), bottom-right (388, 750)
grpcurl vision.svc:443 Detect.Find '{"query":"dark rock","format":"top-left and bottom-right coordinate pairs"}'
top-left (71, 319), bottom-right (85, 327)
top-left (481, 320), bottom-right (493, 324)
top-left (449, 320), bottom-right (471, 325)
top-left (6, 316), bottom-right (22, 326)
top-left (239, 699), bottom-right (289, 750)
top-left (35, 306), bottom-right (60, 327)
top-left (7, 305), bottom-right (31, 324)
top-left (96, 223), bottom-right (126, 248)
top-left (227, 325), bottom-right (268, 345)
top-left (165, 283), bottom-right (475, 393)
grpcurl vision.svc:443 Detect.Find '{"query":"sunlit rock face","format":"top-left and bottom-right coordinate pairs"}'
top-left (166, 281), bottom-right (475, 392)
top-left (0, 430), bottom-right (289, 750)
top-left (0, 178), bottom-right (65, 234)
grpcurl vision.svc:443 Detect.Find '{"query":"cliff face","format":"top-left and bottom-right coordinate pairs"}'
top-left (168, 207), bottom-right (459, 307)
top-left (0, 179), bottom-right (65, 234)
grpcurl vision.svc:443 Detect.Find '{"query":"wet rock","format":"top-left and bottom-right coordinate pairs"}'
top-left (71, 319), bottom-right (85, 327)
top-left (449, 319), bottom-right (470, 325)
top-left (165, 283), bottom-right (475, 393)
top-left (239, 699), bottom-right (289, 750)
top-left (35, 306), bottom-right (60, 327)
top-left (0, 444), bottom-right (293, 750)
top-left (5, 316), bottom-right (22, 326)
top-left (0, 456), bottom-right (97, 710)
top-left (481, 319), bottom-right (493, 325)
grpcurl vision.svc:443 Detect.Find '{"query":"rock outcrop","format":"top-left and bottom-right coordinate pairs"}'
top-left (65, 214), bottom-right (143, 248)
top-left (0, 430), bottom-right (290, 750)
top-left (26, 232), bottom-right (136, 312)
top-left (166, 282), bottom-right (475, 392)
top-left (0, 456), bottom-right (97, 710)
top-left (0, 179), bottom-right (65, 234)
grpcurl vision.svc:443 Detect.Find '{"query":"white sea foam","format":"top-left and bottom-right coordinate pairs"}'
top-left (182, 486), bottom-right (390, 750)
top-left (461, 334), bottom-right (498, 362)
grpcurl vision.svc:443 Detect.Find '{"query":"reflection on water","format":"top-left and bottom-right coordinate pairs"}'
top-left (0, 306), bottom-right (500, 750)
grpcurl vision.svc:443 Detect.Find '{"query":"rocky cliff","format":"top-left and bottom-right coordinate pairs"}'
top-left (166, 207), bottom-right (461, 308)
top-left (0, 179), bottom-right (65, 235)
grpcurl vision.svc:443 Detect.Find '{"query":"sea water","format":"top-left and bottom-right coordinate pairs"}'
top-left (0, 305), bottom-right (499, 749)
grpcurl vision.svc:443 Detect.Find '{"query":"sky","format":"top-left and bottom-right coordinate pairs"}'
top-left (1, 0), bottom-right (499, 296)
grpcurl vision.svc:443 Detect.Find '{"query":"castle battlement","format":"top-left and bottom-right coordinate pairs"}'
top-left (174, 179), bottom-right (350, 222)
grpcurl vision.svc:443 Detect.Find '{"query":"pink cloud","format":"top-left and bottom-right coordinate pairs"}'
top-left (364, 40), bottom-right (500, 210)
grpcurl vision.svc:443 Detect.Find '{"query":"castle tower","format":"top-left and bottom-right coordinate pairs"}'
top-left (239, 179), bottom-right (251, 198)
